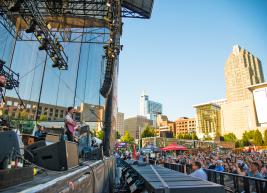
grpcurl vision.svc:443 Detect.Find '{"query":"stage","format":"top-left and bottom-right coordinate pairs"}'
top-left (1, 158), bottom-right (115, 193)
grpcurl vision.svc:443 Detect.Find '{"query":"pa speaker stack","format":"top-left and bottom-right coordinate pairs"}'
top-left (26, 140), bottom-right (79, 171)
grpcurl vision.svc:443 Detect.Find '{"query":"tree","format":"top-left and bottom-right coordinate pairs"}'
top-left (18, 110), bottom-right (30, 120)
top-left (204, 135), bottom-right (212, 141)
top-left (191, 133), bottom-right (198, 140)
top-left (253, 129), bottom-right (263, 146)
top-left (176, 133), bottom-right (183, 139)
top-left (223, 133), bottom-right (237, 142)
top-left (264, 129), bottom-right (267, 146)
top-left (96, 130), bottom-right (104, 140)
top-left (141, 126), bottom-right (155, 138)
top-left (116, 131), bottom-right (121, 139)
top-left (38, 114), bottom-right (48, 121)
top-left (242, 131), bottom-right (253, 146)
top-left (121, 131), bottom-right (135, 144)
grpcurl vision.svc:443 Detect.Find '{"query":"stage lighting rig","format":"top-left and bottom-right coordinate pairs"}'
top-left (8, 0), bottom-right (22, 12)
top-left (9, 0), bottom-right (69, 70)
top-left (0, 59), bottom-right (19, 90)
top-left (25, 18), bottom-right (36, 33)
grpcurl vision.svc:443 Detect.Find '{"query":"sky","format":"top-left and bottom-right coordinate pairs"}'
top-left (118, 0), bottom-right (267, 121)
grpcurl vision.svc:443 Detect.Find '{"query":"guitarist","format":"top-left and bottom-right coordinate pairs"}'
top-left (64, 107), bottom-right (78, 142)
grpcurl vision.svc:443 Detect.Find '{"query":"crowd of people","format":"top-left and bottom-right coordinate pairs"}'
top-left (122, 148), bottom-right (267, 181)
top-left (157, 150), bottom-right (267, 180)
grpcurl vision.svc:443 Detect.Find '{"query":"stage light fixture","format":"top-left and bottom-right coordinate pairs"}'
top-left (51, 55), bottom-right (59, 68)
top-left (36, 31), bottom-right (43, 40)
top-left (9, 0), bottom-right (22, 12)
top-left (25, 19), bottom-right (37, 33)
top-left (38, 38), bottom-right (48, 50)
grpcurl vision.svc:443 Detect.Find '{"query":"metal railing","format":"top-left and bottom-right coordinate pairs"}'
top-left (164, 162), bottom-right (267, 193)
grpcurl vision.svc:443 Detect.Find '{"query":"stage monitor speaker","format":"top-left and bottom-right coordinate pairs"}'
top-left (0, 131), bottom-right (23, 164)
top-left (33, 141), bottom-right (78, 171)
top-left (24, 140), bottom-right (46, 162)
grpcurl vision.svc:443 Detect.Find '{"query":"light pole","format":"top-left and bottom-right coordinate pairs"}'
top-left (139, 126), bottom-right (141, 150)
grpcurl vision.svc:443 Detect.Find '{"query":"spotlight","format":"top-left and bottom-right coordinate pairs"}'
top-left (55, 38), bottom-right (64, 51)
top-left (51, 55), bottom-right (59, 68)
top-left (106, 2), bottom-right (111, 7)
top-left (9, 0), bottom-right (22, 12)
top-left (25, 19), bottom-right (37, 33)
top-left (36, 31), bottom-right (43, 40)
top-left (38, 38), bottom-right (48, 50)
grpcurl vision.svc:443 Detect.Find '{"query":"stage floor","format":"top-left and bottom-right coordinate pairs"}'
top-left (1, 160), bottom-right (97, 193)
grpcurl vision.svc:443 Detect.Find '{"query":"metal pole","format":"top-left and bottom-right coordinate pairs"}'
top-left (35, 54), bottom-right (48, 121)
top-left (139, 126), bottom-right (141, 149)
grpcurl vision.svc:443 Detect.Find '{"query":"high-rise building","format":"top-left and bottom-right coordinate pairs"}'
top-left (221, 45), bottom-right (265, 138)
top-left (193, 45), bottom-right (265, 139)
top-left (139, 90), bottom-right (162, 126)
top-left (194, 102), bottom-right (222, 139)
top-left (225, 45), bottom-right (264, 103)
top-left (175, 117), bottom-right (196, 136)
top-left (116, 112), bottom-right (124, 136)
top-left (156, 114), bottom-right (176, 137)
top-left (124, 115), bottom-right (153, 139)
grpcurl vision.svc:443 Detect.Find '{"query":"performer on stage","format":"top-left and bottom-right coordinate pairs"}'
top-left (64, 107), bottom-right (79, 142)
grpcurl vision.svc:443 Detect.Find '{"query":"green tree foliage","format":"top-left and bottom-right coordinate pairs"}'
top-left (121, 131), bottom-right (135, 144)
top-left (176, 133), bottom-right (198, 140)
top-left (116, 131), bottom-right (121, 139)
top-left (223, 133), bottom-right (237, 142)
top-left (242, 131), bottom-right (253, 146)
top-left (253, 129), bottom-right (263, 146)
top-left (96, 130), bottom-right (104, 140)
top-left (191, 133), bottom-right (198, 140)
top-left (264, 129), bottom-right (267, 146)
top-left (38, 114), bottom-right (48, 121)
top-left (18, 110), bottom-right (30, 120)
top-left (204, 135), bottom-right (212, 141)
top-left (141, 126), bottom-right (155, 138)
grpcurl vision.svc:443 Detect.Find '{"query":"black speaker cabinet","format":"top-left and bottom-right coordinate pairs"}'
top-left (0, 131), bottom-right (22, 164)
top-left (33, 141), bottom-right (78, 171)
top-left (24, 140), bottom-right (46, 162)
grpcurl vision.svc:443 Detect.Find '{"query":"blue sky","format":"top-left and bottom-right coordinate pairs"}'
top-left (118, 0), bottom-right (267, 120)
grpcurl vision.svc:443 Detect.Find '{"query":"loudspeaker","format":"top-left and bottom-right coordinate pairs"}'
top-left (33, 141), bottom-right (78, 171)
top-left (24, 140), bottom-right (46, 162)
top-left (0, 131), bottom-right (23, 164)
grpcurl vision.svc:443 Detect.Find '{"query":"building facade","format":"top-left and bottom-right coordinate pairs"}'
top-left (175, 117), bottom-right (196, 136)
top-left (221, 45), bottom-right (264, 138)
top-left (194, 45), bottom-right (265, 139)
top-left (139, 90), bottom-right (162, 126)
top-left (156, 114), bottom-right (176, 137)
top-left (194, 102), bottom-right (222, 139)
top-left (124, 115), bottom-right (153, 139)
top-left (116, 112), bottom-right (124, 136)
top-left (3, 96), bottom-right (104, 126)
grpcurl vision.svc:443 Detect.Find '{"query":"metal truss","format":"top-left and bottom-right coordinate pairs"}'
top-left (121, 7), bottom-right (149, 19)
top-left (0, 0), bottom-right (22, 39)
top-left (20, 0), bottom-right (69, 70)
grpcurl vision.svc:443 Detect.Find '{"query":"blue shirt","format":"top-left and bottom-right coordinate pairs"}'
top-left (215, 165), bottom-right (224, 172)
top-left (247, 171), bottom-right (263, 178)
top-left (190, 168), bottom-right (208, 180)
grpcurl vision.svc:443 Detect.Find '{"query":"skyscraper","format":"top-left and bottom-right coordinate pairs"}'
top-left (116, 112), bottom-right (125, 136)
top-left (139, 90), bottom-right (163, 126)
top-left (221, 45), bottom-right (265, 138)
top-left (225, 45), bottom-right (264, 102)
